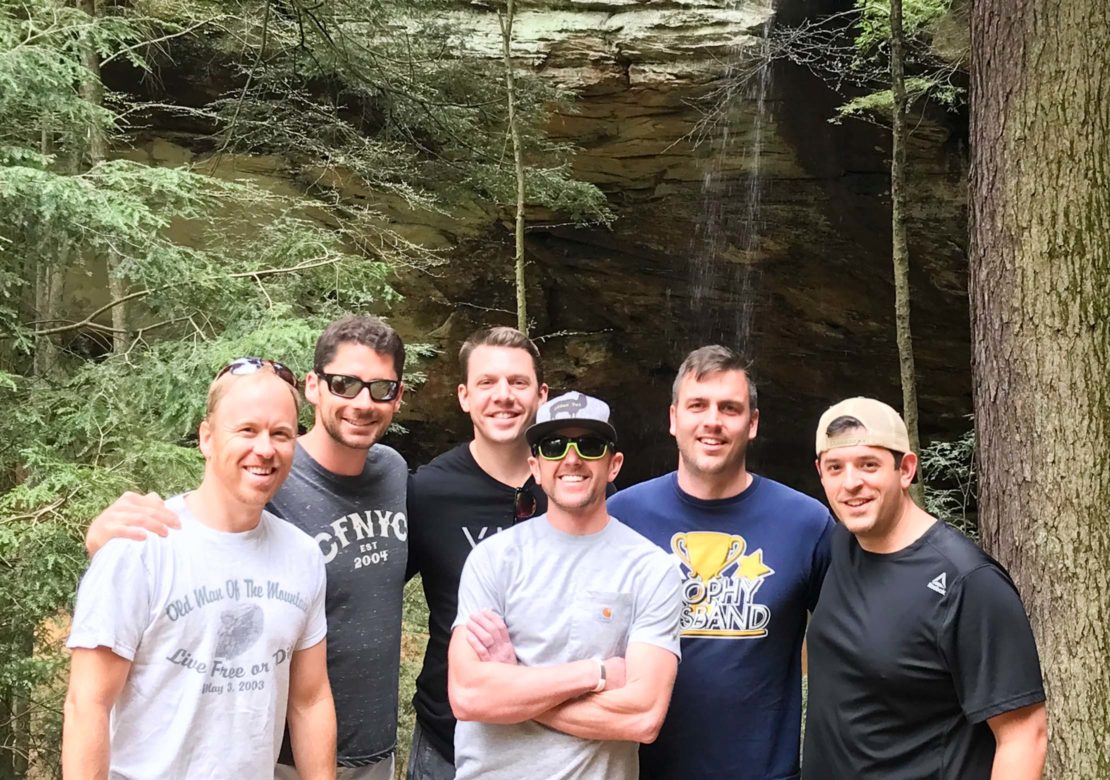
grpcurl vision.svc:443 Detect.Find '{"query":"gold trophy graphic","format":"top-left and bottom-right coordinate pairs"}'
top-left (672, 531), bottom-right (771, 637)
top-left (672, 532), bottom-right (746, 586)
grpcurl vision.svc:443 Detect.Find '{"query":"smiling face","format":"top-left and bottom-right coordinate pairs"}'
top-left (199, 374), bottom-right (298, 510)
top-left (529, 426), bottom-right (622, 517)
top-left (458, 345), bottom-right (548, 447)
top-left (305, 341), bottom-right (403, 454)
top-left (817, 443), bottom-right (917, 546)
top-left (670, 369), bottom-right (760, 493)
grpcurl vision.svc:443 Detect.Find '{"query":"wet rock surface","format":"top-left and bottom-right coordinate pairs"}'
top-left (119, 0), bottom-right (971, 495)
top-left (386, 1), bottom-right (971, 496)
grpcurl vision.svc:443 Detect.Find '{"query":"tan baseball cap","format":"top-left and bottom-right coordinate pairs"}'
top-left (815, 397), bottom-right (911, 455)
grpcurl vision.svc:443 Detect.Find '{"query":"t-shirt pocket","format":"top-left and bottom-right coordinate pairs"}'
top-left (570, 590), bottom-right (633, 659)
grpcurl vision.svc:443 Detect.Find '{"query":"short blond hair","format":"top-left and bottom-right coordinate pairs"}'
top-left (205, 371), bottom-right (301, 421)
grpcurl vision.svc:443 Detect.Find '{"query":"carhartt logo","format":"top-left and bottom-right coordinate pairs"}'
top-left (927, 573), bottom-right (947, 595)
top-left (600, 607), bottom-right (613, 622)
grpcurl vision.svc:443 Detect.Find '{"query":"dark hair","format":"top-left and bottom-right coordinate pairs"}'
top-left (822, 415), bottom-right (904, 467)
top-left (314, 315), bottom-right (405, 380)
top-left (458, 326), bottom-right (544, 386)
top-left (672, 345), bottom-right (758, 410)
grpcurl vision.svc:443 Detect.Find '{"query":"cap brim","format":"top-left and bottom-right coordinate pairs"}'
top-left (526, 419), bottom-right (618, 446)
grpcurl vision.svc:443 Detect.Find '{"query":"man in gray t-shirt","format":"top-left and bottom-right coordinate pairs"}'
top-left (448, 392), bottom-right (682, 780)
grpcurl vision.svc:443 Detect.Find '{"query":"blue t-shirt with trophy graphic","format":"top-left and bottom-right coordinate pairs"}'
top-left (609, 472), bottom-right (834, 780)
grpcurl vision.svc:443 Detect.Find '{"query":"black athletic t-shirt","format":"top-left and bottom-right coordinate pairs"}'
top-left (803, 521), bottom-right (1045, 779)
top-left (406, 444), bottom-right (547, 763)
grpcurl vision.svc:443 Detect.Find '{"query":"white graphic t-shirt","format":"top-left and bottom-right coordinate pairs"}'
top-left (68, 495), bottom-right (327, 779)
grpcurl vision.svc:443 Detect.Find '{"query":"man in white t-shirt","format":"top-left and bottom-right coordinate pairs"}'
top-left (62, 359), bottom-right (336, 780)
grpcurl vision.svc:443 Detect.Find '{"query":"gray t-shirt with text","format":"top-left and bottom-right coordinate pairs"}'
top-left (269, 442), bottom-right (408, 767)
top-left (453, 514), bottom-right (682, 780)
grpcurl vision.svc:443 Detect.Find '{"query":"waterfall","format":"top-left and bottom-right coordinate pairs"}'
top-left (688, 6), bottom-right (775, 357)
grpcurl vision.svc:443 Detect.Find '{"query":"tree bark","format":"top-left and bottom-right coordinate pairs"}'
top-left (970, 2), bottom-right (1110, 776)
top-left (888, 0), bottom-right (923, 506)
top-left (79, 0), bottom-right (128, 353)
top-left (498, 0), bottom-right (528, 335)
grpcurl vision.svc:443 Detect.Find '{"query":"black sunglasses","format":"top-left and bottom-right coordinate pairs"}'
top-left (315, 371), bottom-right (400, 402)
top-left (216, 357), bottom-right (299, 390)
top-left (514, 486), bottom-right (537, 522)
top-left (532, 435), bottom-right (613, 461)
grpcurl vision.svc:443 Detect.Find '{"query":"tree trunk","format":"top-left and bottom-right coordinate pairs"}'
top-left (888, 0), bottom-right (923, 506)
top-left (79, 0), bottom-right (128, 352)
top-left (970, 2), bottom-right (1110, 777)
top-left (32, 127), bottom-right (67, 380)
top-left (499, 0), bottom-right (528, 335)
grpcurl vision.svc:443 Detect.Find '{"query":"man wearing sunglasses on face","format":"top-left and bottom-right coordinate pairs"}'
top-left (447, 392), bottom-right (683, 780)
top-left (63, 360), bottom-right (335, 779)
top-left (83, 316), bottom-right (409, 780)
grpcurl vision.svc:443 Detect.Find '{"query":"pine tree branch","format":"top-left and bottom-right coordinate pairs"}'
top-left (18, 256), bottom-right (345, 338)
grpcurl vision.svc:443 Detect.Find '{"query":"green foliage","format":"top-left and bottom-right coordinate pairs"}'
top-left (920, 425), bottom-right (978, 541)
top-left (188, 0), bottom-right (612, 223)
top-left (0, 2), bottom-right (434, 775)
top-left (776, 0), bottom-right (966, 126)
top-left (852, 0), bottom-right (953, 54)
top-left (398, 576), bottom-right (430, 775)
top-left (832, 76), bottom-right (962, 123)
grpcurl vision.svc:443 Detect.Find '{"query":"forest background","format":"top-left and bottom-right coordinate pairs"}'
top-left (1, 0), bottom-right (1106, 777)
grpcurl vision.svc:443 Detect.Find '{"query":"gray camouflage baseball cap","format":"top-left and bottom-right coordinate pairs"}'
top-left (526, 391), bottom-right (618, 445)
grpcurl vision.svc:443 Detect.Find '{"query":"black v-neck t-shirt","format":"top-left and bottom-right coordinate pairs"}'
top-left (407, 444), bottom-right (546, 762)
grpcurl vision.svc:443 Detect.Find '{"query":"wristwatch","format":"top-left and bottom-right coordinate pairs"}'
top-left (593, 659), bottom-right (607, 693)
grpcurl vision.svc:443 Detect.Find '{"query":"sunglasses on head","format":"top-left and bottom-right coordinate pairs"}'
top-left (532, 435), bottom-right (614, 461)
top-left (513, 486), bottom-right (537, 521)
top-left (216, 357), bottom-right (299, 390)
top-left (315, 370), bottom-right (400, 402)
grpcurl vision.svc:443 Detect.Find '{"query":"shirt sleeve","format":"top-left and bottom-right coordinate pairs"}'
top-left (940, 565), bottom-right (1046, 723)
top-left (67, 539), bottom-right (153, 661)
top-left (806, 514), bottom-right (837, 612)
top-left (296, 550), bottom-right (328, 651)
top-left (452, 541), bottom-right (504, 631)
top-left (628, 555), bottom-right (683, 659)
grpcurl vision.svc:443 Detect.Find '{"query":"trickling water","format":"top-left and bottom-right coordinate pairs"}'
top-left (688, 7), bottom-right (775, 356)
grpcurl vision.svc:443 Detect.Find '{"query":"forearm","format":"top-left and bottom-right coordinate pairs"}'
top-left (450, 658), bottom-right (601, 724)
top-left (535, 682), bottom-right (666, 743)
top-left (287, 690), bottom-right (337, 780)
top-left (991, 733), bottom-right (1047, 780)
top-left (61, 699), bottom-right (111, 780)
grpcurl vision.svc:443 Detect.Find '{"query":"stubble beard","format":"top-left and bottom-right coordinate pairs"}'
top-left (322, 413), bottom-right (382, 453)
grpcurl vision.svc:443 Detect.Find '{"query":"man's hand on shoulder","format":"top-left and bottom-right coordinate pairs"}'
top-left (465, 610), bottom-right (518, 664)
top-left (85, 491), bottom-right (179, 557)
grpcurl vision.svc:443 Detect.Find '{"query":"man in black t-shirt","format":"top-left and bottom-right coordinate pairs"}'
top-left (406, 326), bottom-right (549, 780)
top-left (804, 397), bottom-right (1047, 779)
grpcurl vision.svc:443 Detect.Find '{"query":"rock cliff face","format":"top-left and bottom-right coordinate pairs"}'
top-left (119, 1), bottom-right (969, 492)
top-left (386, 0), bottom-right (971, 493)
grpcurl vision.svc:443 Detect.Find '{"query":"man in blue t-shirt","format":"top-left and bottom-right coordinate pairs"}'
top-left (608, 345), bottom-right (835, 780)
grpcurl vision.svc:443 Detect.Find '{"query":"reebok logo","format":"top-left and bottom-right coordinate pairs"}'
top-left (927, 572), bottom-right (947, 596)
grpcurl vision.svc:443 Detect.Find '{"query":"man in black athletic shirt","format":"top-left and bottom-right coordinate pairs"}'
top-left (803, 397), bottom-right (1047, 780)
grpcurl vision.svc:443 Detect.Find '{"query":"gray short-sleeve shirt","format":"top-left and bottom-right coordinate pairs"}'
top-left (453, 514), bottom-right (682, 780)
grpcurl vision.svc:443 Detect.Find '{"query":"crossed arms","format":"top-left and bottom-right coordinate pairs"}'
top-left (447, 610), bottom-right (678, 744)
